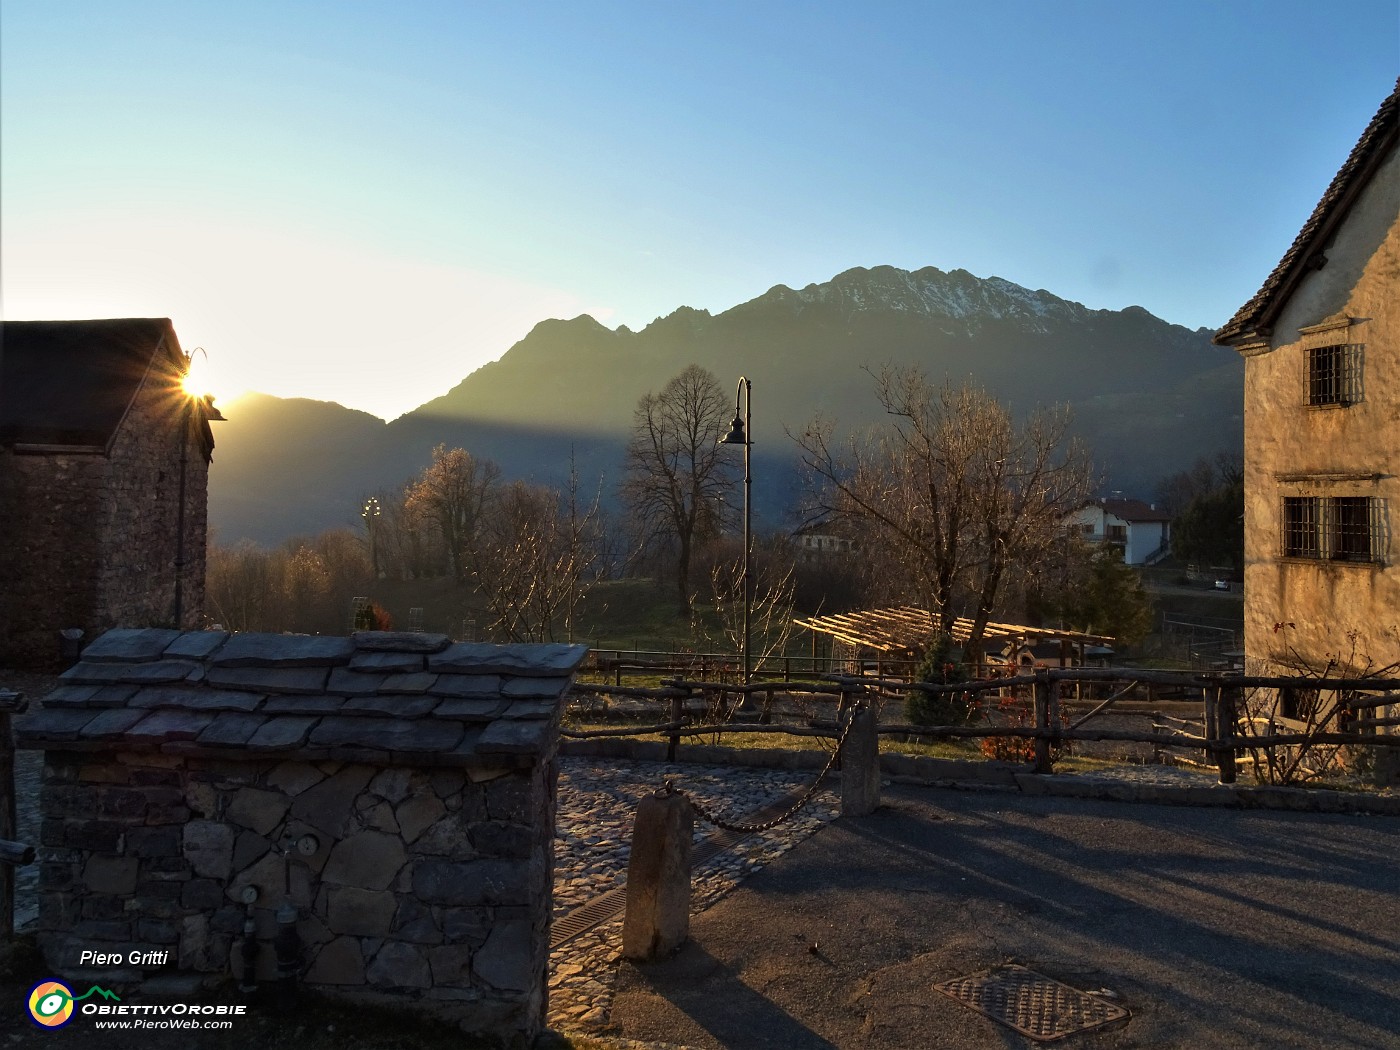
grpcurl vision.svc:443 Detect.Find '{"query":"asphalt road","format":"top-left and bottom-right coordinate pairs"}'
top-left (608, 785), bottom-right (1400, 1049)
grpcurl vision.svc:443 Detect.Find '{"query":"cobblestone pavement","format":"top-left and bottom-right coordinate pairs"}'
top-left (547, 758), bottom-right (841, 1032)
top-left (7, 745), bottom-right (842, 1035)
top-left (18, 734), bottom-right (1383, 1040)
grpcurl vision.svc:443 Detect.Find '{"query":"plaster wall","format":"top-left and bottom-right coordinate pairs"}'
top-left (1240, 145), bottom-right (1400, 675)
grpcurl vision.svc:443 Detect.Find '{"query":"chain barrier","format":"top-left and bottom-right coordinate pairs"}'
top-left (660, 699), bottom-right (865, 834)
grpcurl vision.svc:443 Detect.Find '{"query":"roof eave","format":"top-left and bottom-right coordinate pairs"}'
top-left (1214, 83), bottom-right (1400, 349)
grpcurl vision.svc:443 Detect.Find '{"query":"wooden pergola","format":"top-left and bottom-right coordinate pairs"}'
top-left (793, 605), bottom-right (1114, 667)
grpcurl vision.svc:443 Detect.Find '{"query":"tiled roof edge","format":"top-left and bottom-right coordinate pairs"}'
top-left (1215, 78), bottom-right (1400, 346)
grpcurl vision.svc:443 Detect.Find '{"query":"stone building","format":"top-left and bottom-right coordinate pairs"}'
top-left (1213, 79), bottom-right (1399, 680)
top-left (15, 628), bottom-right (585, 1045)
top-left (0, 318), bottom-right (221, 669)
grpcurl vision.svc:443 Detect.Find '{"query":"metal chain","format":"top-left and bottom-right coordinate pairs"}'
top-left (661, 700), bottom-right (864, 833)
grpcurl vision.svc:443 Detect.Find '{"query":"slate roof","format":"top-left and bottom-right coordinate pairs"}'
top-left (14, 629), bottom-right (587, 767)
top-left (0, 318), bottom-right (218, 453)
top-left (1215, 78), bottom-right (1400, 345)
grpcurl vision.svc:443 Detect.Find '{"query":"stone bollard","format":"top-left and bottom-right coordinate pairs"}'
top-left (840, 701), bottom-right (881, 817)
top-left (621, 791), bottom-right (693, 962)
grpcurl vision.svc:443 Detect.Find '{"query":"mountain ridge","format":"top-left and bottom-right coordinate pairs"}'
top-left (209, 263), bottom-right (1242, 544)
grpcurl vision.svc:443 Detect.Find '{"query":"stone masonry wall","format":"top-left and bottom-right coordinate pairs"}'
top-left (39, 751), bottom-right (555, 1033)
top-left (0, 447), bottom-right (107, 669)
top-left (0, 353), bottom-right (210, 669)
top-left (96, 357), bottom-right (210, 634)
top-left (19, 630), bottom-right (585, 1045)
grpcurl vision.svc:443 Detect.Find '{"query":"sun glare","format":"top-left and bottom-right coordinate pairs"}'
top-left (182, 368), bottom-right (208, 399)
top-left (181, 351), bottom-right (224, 402)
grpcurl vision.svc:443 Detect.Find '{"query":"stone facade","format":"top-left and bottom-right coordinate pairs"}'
top-left (1214, 83), bottom-right (1399, 682)
top-left (0, 318), bottom-right (217, 670)
top-left (16, 629), bottom-right (586, 1045)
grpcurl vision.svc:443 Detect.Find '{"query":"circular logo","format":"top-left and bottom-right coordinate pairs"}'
top-left (27, 981), bottom-right (75, 1028)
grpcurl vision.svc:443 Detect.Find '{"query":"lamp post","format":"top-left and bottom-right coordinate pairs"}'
top-left (362, 497), bottom-right (382, 578)
top-left (719, 377), bottom-right (752, 686)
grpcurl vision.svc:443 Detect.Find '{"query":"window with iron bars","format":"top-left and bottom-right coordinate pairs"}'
top-left (1281, 495), bottom-right (1382, 561)
top-left (1305, 343), bottom-right (1363, 406)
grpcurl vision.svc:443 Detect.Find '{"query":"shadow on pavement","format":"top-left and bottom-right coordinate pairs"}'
top-left (614, 942), bottom-right (838, 1050)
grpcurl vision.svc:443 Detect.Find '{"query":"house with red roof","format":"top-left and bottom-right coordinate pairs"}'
top-left (1063, 496), bottom-right (1172, 565)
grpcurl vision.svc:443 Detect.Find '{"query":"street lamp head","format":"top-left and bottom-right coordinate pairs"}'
top-left (719, 413), bottom-right (747, 446)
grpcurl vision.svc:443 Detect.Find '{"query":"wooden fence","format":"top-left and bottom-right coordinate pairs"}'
top-left (567, 666), bottom-right (1400, 783)
top-left (581, 648), bottom-right (920, 688)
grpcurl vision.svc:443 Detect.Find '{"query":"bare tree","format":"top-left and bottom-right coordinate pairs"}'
top-left (620, 365), bottom-right (736, 615)
top-left (471, 474), bottom-right (606, 642)
top-left (692, 535), bottom-right (798, 680)
top-left (405, 445), bottom-right (501, 584)
top-left (795, 366), bottom-right (1094, 666)
top-left (206, 539), bottom-right (281, 631)
top-left (282, 543), bottom-right (331, 630)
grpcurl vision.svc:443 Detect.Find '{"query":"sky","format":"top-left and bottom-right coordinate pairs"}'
top-left (2, 2), bottom-right (1396, 421)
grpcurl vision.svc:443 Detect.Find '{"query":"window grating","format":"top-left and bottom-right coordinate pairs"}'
top-left (1282, 497), bottom-right (1321, 558)
top-left (1305, 343), bottom-right (1363, 406)
top-left (1331, 496), bottom-right (1377, 561)
top-left (1281, 495), bottom-right (1381, 562)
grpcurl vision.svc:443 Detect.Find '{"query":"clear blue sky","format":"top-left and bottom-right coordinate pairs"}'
top-left (3, 1), bottom-right (1396, 419)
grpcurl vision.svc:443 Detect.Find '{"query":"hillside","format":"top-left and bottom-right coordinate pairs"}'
top-left (209, 264), bottom-right (1242, 544)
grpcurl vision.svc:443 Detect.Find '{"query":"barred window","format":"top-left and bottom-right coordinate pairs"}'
top-left (1281, 495), bottom-right (1381, 562)
top-left (1331, 496), bottom-right (1376, 561)
top-left (1306, 343), bottom-right (1363, 406)
top-left (1282, 496), bottom-right (1321, 558)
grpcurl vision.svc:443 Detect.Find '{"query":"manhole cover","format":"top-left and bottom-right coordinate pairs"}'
top-left (933, 965), bottom-right (1129, 1043)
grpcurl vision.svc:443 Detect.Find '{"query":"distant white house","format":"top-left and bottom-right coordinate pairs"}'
top-left (1064, 498), bottom-right (1172, 565)
top-left (792, 526), bottom-right (858, 563)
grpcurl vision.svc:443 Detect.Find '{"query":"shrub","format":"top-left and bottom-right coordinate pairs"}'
top-left (905, 633), bottom-right (976, 726)
top-left (353, 601), bottom-right (394, 631)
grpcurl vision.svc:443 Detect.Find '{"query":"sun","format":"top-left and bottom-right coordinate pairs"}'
top-left (181, 351), bottom-right (234, 403)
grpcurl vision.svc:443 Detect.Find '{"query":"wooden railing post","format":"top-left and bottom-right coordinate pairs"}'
top-left (666, 682), bottom-right (688, 763)
top-left (1216, 684), bottom-right (1239, 785)
top-left (1032, 670), bottom-right (1056, 774)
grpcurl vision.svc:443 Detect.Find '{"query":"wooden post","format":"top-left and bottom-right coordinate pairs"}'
top-left (1202, 685), bottom-right (1217, 771)
top-left (1032, 671), bottom-right (1055, 774)
top-left (840, 700), bottom-right (880, 817)
top-left (666, 685), bottom-right (687, 762)
top-left (1216, 684), bottom-right (1239, 785)
top-left (622, 792), bottom-right (693, 962)
top-left (0, 689), bottom-right (25, 939)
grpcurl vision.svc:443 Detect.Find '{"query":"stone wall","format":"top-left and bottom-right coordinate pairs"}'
top-left (96, 361), bottom-right (211, 635)
top-left (16, 629), bottom-right (585, 1045)
top-left (0, 447), bottom-right (106, 668)
top-left (0, 351), bottom-right (211, 669)
top-left (38, 752), bottom-right (555, 1031)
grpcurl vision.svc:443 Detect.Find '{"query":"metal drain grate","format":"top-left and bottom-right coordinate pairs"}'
top-left (933, 965), bottom-right (1130, 1043)
top-left (550, 781), bottom-right (816, 950)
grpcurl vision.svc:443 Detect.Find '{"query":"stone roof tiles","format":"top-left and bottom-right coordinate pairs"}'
top-left (16, 629), bottom-right (587, 768)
